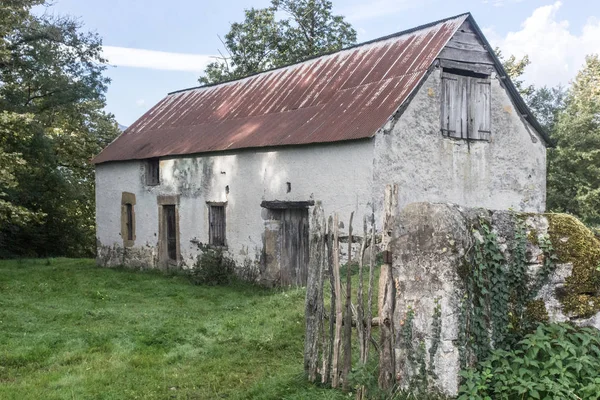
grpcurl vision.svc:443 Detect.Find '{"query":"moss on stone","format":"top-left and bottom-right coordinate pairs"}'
top-left (526, 230), bottom-right (539, 246)
top-left (546, 213), bottom-right (600, 318)
top-left (524, 299), bottom-right (549, 324)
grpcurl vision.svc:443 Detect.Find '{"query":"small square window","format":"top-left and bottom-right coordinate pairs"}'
top-left (146, 159), bottom-right (160, 186)
top-left (208, 204), bottom-right (226, 247)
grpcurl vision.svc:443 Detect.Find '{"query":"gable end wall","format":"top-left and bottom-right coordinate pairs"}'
top-left (372, 65), bottom-right (547, 218)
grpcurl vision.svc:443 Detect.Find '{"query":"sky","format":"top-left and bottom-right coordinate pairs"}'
top-left (37, 0), bottom-right (600, 126)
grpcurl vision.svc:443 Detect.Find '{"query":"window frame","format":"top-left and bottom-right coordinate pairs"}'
top-left (125, 203), bottom-right (134, 241)
top-left (146, 158), bottom-right (160, 186)
top-left (207, 202), bottom-right (227, 248)
top-left (441, 68), bottom-right (492, 141)
top-left (121, 192), bottom-right (136, 247)
top-left (157, 195), bottom-right (180, 266)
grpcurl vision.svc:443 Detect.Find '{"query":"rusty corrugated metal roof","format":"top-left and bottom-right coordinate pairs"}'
top-left (93, 14), bottom-right (469, 164)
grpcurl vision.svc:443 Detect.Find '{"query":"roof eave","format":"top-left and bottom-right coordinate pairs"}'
top-left (465, 15), bottom-right (554, 147)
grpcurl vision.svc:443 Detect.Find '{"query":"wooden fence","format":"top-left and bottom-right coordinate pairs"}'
top-left (304, 185), bottom-right (398, 397)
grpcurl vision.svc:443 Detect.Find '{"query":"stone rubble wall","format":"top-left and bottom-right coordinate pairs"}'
top-left (391, 202), bottom-right (600, 396)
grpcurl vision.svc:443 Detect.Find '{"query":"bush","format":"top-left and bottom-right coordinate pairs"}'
top-left (189, 248), bottom-right (236, 285)
top-left (458, 323), bottom-right (600, 400)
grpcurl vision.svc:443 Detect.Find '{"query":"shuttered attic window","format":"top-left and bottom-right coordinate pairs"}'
top-left (208, 203), bottom-right (226, 247)
top-left (441, 69), bottom-right (491, 141)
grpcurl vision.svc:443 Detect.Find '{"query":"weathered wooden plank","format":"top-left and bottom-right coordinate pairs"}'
top-left (342, 212), bottom-right (354, 391)
top-left (451, 30), bottom-right (483, 46)
top-left (469, 79), bottom-right (491, 140)
top-left (439, 59), bottom-right (494, 76)
top-left (304, 203), bottom-right (325, 382)
top-left (325, 215), bottom-right (335, 384)
top-left (331, 213), bottom-right (343, 388)
top-left (445, 40), bottom-right (487, 52)
top-left (379, 184), bottom-right (397, 391)
top-left (365, 213), bottom-right (376, 364)
top-left (357, 216), bottom-right (368, 363)
top-left (356, 216), bottom-right (368, 400)
top-left (260, 200), bottom-right (315, 209)
top-left (438, 47), bottom-right (494, 65)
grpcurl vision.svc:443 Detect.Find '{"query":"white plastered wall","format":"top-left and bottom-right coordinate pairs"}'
top-left (95, 140), bottom-right (375, 271)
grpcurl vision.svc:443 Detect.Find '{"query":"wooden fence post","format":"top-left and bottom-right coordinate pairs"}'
top-left (304, 202), bottom-right (325, 382)
top-left (331, 213), bottom-right (343, 388)
top-left (342, 212), bottom-right (354, 391)
top-left (379, 184), bottom-right (398, 390)
top-left (324, 216), bottom-right (335, 384)
top-left (365, 211), bottom-right (376, 361)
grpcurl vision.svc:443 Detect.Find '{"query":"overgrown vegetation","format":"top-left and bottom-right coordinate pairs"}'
top-left (458, 323), bottom-right (600, 399)
top-left (459, 217), bottom-right (559, 368)
top-left (0, 1), bottom-right (120, 258)
top-left (189, 247), bottom-right (237, 285)
top-left (547, 213), bottom-right (600, 317)
top-left (457, 213), bottom-right (600, 399)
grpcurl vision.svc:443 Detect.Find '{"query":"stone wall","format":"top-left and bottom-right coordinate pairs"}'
top-left (392, 202), bottom-right (600, 396)
top-left (373, 66), bottom-right (547, 222)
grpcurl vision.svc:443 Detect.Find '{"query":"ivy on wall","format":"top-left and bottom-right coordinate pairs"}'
top-left (459, 216), bottom-right (559, 366)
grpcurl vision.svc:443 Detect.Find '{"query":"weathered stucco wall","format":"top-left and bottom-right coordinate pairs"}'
top-left (373, 66), bottom-right (547, 220)
top-left (95, 141), bottom-right (375, 278)
top-left (96, 63), bottom-right (548, 284)
top-left (392, 202), bottom-right (600, 396)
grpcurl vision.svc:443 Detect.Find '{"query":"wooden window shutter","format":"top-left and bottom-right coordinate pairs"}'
top-left (469, 79), bottom-right (491, 140)
top-left (209, 205), bottom-right (226, 246)
top-left (126, 204), bottom-right (133, 240)
top-left (442, 74), bottom-right (468, 139)
top-left (146, 159), bottom-right (159, 186)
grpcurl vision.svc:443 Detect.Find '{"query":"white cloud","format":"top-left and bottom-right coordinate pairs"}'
top-left (102, 46), bottom-right (215, 72)
top-left (340, 0), bottom-right (416, 22)
top-left (482, 0), bottom-right (525, 7)
top-left (487, 2), bottom-right (600, 88)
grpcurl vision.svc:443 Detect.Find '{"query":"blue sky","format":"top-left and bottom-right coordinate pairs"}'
top-left (38, 0), bottom-right (600, 126)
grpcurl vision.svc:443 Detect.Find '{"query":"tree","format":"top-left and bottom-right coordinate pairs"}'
top-left (495, 48), bottom-right (534, 97)
top-left (0, 1), bottom-right (120, 257)
top-left (200, 0), bottom-right (356, 84)
top-left (526, 85), bottom-right (566, 133)
top-left (547, 55), bottom-right (600, 226)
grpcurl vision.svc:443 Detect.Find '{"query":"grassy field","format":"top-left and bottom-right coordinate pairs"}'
top-left (0, 258), bottom-right (352, 400)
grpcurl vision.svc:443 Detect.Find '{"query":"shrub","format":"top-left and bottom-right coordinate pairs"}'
top-left (189, 248), bottom-right (236, 285)
top-left (458, 323), bottom-right (600, 400)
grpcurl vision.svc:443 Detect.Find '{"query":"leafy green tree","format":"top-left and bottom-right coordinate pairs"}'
top-left (526, 85), bottom-right (566, 133)
top-left (200, 0), bottom-right (356, 84)
top-left (0, 1), bottom-right (120, 257)
top-left (547, 55), bottom-right (600, 226)
top-left (495, 48), bottom-right (534, 97)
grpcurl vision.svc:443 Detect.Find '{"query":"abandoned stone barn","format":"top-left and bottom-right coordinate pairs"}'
top-left (92, 13), bottom-right (550, 285)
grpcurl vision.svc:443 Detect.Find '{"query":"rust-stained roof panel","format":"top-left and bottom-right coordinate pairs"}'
top-left (92, 14), bottom-right (469, 164)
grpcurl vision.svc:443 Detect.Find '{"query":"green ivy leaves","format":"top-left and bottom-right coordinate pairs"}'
top-left (458, 323), bottom-right (600, 400)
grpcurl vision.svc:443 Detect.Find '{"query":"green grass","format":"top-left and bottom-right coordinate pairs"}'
top-left (0, 258), bottom-right (349, 400)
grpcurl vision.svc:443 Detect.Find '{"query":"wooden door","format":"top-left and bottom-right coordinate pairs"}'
top-left (164, 205), bottom-right (177, 261)
top-left (279, 208), bottom-right (309, 286)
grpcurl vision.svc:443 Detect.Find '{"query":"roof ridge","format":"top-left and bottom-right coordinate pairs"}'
top-left (168, 12), bottom-right (471, 96)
